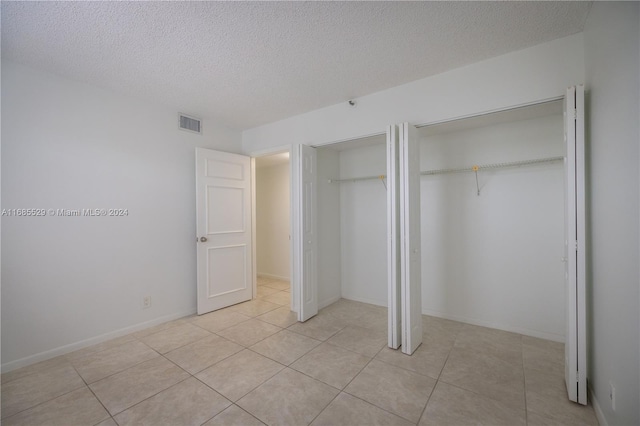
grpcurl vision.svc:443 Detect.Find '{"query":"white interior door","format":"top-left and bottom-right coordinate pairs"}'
top-left (387, 125), bottom-right (402, 349)
top-left (295, 144), bottom-right (318, 322)
top-left (564, 85), bottom-right (587, 404)
top-left (196, 148), bottom-right (253, 315)
top-left (399, 123), bottom-right (423, 355)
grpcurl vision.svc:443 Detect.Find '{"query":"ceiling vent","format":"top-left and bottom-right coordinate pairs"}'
top-left (179, 113), bottom-right (202, 134)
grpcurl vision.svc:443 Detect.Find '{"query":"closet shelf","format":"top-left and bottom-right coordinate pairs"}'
top-left (325, 156), bottom-right (563, 185)
top-left (420, 156), bottom-right (564, 176)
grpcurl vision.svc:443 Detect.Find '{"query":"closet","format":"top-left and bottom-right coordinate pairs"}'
top-left (315, 136), bottom-right (389, 311)
top-left (417, 100), bottom-right (567, 341)
top-left (312, 102), bottom-right (568, 341)
top-left (295, 88), bottom-right (585, 403)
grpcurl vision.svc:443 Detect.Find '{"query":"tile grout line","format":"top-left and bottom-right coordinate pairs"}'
top-left (433, 332), bottom-right (530, 422)
top-left (285, 362), bottom-right (342, 426)
top-left (107, 374), bottom-right (195, 419)
top-left (197, 403), bottom-right (266, 426)
top-left (521, 334), bottom-right (530, 426)
top-left (77, 346), bottom-right (163, 388)
top-left (68, 360), bottom-right (116, 424)
top-left (99, 354), bottom-right (192, 418)
top-left (337, 344), bottom-right (424, 425)
top-left (409, 325), bottom-right (463, 424)
top-left (86, 385), bottom-right (116, 425)
top-left (3, 299), bottom-right (576, 426)
top-left (193, 355), bottom-right (285, 408)
top-left (0, 382), bottom-right (87, 423)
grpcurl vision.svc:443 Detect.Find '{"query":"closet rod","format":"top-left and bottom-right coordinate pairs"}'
top-left (328, 174), bottom-right (386, 183)
top-left (420, 156), bottom-right (564, 176)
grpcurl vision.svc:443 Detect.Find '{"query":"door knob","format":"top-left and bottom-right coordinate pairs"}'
top-left (200, 236), bottom-right (208, 242)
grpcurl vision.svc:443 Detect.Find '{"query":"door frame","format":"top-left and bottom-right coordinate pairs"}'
top-left (248, 145), bottom-right (295, 312)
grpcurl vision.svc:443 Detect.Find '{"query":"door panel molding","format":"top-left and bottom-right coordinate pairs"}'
top-left (294, 144), bottom-right (318, 322)
top-left (399, 122), bottom-right (423, 355)
top-left (387, 125), bottom-right (402, 349)
top-left (196, 148), bottom-right (253, 315)
top-left (564, 85), bottom-right (587, 405)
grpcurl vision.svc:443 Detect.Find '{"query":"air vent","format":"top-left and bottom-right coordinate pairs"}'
top-left (179, 113), bottom-right (202, 134)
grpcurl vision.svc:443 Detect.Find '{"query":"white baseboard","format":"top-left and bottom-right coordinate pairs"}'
top-left (257, 272), bottom-right (290, 281)
top-left (1, 307), bottom-right (197, 373)
top-left (589, 385), bottom-right (607, 426)
top-left (318, 295), bottom-right (342, 310)
top-left (340, 294), bottom-right (387, 308)
top-left (421, 309), bottom-right (565, 343)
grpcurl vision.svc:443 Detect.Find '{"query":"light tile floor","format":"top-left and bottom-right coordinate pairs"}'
top-left (1, 277), bottom-right (599, 425)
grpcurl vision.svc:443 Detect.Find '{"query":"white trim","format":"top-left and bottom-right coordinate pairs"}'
top-left (340, 294), bottom-right (387, 309)
top-left (295, 144), bottom-right (318, 321)
top-left (251, 157), bottom-right (257, 300)
top-left (310, 132), bottom-right (386, 149)
top-left (415, 96), bottom-right (565, 129)
top-left (589, 385), bottom-right (608, 426)
top-left (290, 145), bottom-right (300, 314)
top-left (422, 308), bottom-right (565, 343)
top-left (246, 145), bottom-right (291, 158)
top-left (286, 98), bottom-right (567, 152)
top-left (1, 307), bottom-right (196, 373)
top-left (387, 124), bottom-right (401, 350)
top-left (257, 272), bottom-right (290, 281)
top-left (318, 295), bottom-right (342, 310)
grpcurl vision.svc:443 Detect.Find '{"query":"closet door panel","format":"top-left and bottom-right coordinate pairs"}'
top-left (399, 123), bottom-right (423, 355)
top-left (296, 144), bottom-right (318, 322)
top-left (564, 85), bottom-right (587, 404)
top-left (387, 125), bottom-right (401, 349)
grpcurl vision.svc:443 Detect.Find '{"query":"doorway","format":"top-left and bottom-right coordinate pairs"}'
top-left (254, 152), bottom-right (293, 312)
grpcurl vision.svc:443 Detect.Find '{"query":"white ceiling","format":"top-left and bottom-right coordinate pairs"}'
top-left (1, 1), bottom-right (592, 131)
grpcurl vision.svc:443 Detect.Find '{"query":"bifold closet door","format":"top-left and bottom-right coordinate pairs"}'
top-left (294, 144), bottom-right (318, 322)
top-left (387, 125), bottom-right (401, 349)
top-left (564, 85), bottom-right (586, 405)
top-left (399, 123), bottom-right (423, 355)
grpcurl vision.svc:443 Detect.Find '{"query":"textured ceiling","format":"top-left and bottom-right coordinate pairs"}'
top-left (2, 1), bottom-right (592, 130)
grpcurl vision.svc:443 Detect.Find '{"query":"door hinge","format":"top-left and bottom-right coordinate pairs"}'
top-left (575, 241), bottom-right (579, 252)
top-left (572, 109), bottom-right (577, 120)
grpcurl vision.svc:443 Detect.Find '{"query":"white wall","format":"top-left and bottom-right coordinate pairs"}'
top-left (256, 162), bottom-right (290, 280)
top-left (316, 148), bottom-right (342, 308)
top-left (338, 143), bottom-right (388, 306)
top-left (420, 114), bottom-right (566, 341)
top-left (243, 34), bottom-right (584, 152)
top-left (1, 61), bottom-right (243, 370)
top-left (583, 3), bottom-right (640, 425)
